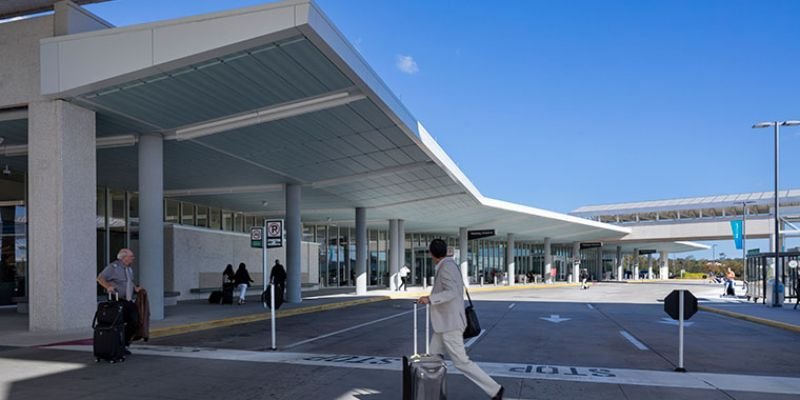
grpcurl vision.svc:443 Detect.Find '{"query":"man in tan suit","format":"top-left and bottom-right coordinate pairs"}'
top-left (419, 239), bottom-right (504, 400)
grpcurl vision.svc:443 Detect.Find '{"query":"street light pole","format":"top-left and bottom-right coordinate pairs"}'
top-left (753, 120), bottom-right (800, 307)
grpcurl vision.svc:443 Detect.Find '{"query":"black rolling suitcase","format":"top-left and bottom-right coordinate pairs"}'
top-left (222, 282), bottom-right (235, 305)
top-left (403, 302), bottom-right (447, 400)
top-left (92, 293), bottom-right (126, 363)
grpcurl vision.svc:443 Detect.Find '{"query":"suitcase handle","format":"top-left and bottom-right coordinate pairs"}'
top-left (412, 302), bottom-right (430, 356)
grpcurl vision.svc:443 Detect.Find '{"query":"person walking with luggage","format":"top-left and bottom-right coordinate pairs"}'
top-left (270, 259), bottom-right (287, 298)
top-left (418, 239), bottom-right (504, 400)
top-left (399, 264), bottom-right (411, 291)
top-left (234, 262), bottom-right (254, 305)
top-left (724, 267), bottom-right (736, 296)
top-left (96, 248), bottom-right (140, 354)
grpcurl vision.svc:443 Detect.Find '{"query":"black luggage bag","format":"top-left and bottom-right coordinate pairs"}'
top-left (221, 282), bottom-right (235, 305)
top-left (403, 302), bottom-right (447, 400)
top-left (261, 284), bottom-right (284, 310)
top-left (208, 291), bottom-right (223, 304)
top-left (92, 293), bottom-right (126, 363)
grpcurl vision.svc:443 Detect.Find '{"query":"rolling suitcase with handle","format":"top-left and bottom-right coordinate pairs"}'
top-left (403, 302), bottom-right (447, 400)
top-left (92, 293), bottom-right (126, 363)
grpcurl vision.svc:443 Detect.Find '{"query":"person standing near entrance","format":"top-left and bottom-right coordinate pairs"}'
top-left (418, 239), bottom-right (504, 400)
top-left (270, 259), bottom-right (287, 297)
top-left (96, 248), bottom-right (140, 354)
top-left (398, 264), bottom-right (410, 291)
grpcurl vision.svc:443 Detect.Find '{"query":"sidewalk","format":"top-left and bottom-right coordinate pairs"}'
top-left (700, 300), bottom-right (800, 334)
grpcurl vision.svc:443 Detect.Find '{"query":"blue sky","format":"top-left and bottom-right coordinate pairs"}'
top-left (84, 0), bottom-right (800, 257)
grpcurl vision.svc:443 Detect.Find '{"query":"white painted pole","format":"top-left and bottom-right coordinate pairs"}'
top-left (262, 220), bottom-right (267, 294)
top-left (480, 276), bottom-right (484, 287)
top-left (677, 290), bottom-right (685, 372)
top-left (270, 282), bottom-right (276, 351)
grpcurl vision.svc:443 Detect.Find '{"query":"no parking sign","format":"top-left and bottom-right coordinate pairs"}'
top-left (266, 219), bottom-right (284, 248)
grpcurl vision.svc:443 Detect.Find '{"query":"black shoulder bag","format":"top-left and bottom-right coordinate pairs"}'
top-left (463, 286), bottom-right (481, 339)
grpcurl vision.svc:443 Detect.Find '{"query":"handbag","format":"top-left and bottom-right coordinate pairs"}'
top-left (463, 287), bottom-right (481, 338)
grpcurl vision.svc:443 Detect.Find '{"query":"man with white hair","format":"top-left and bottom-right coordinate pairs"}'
top-left (97, 248), bottom-right (141, 353)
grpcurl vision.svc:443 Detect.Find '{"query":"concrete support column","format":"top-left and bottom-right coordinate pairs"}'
top-left (647, 253), bottom-right (653, 280)
top-left (572, 242), bottom-right (581, 284)
top-left (659, 251), bottom-right (669, 280)
top-left (138, 133), bottom-right (165, 320)
top-left (633, 249), bottom-right (639, 280)
top-left (544, 237), bottom-right (553, 283)
top-left (596, 246), bottom-right (603, 280)
top-left (507, 233), bottom-right (515, 285)
top-left (459, 227), bottom-right (469, 287)
top-left (389, 219), bottom-right (399, 290)
top-left (398, 219), bottom-right (406, 273)
top-left (355, 208), bottom-right (367, 295)
top-left (28, 100), bottom-right (96, 331)
top-left (616, 246), bottom-right (623, 281)
top-left (285, 184), bottom-right (302, 303)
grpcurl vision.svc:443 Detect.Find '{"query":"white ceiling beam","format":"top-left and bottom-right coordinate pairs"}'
top-left (169, 88), bottom-right (367, 141)
top-left (311, 161), bottom-right (435, 189)
top-left (371, 192), bottom-right (468, 210)
top-left (0, 134), bottom-right (140, 157)
top-left (165, 184), bottom-right (284, 197)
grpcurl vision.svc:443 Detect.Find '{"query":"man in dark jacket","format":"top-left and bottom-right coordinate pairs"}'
top-left (270, 260), bottom-right (287, 297)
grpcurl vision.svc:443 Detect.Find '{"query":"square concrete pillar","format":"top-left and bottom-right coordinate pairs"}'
top-left (28, 100), bottom-right (96, 331)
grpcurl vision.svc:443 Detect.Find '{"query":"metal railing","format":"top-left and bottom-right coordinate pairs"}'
top-left (745, 251), bottom-right (800, 304)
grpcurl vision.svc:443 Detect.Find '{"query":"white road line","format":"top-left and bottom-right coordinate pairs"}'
top-left (48, 345), bottom-right (800, 395)
top-left (464, 329), bottom-right (486, 348)
top-left (586, 304), bottom-right (594, 310)
top-left (282, 309), bottom-right (414, 350)
top-left (508, 303), bottom-right (516, 309)
top-left (619, 330), bottom-right (649, 351)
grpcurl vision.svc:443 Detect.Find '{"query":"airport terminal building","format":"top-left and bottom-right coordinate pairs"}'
top-left (0, 0), bottom-right (704, 332)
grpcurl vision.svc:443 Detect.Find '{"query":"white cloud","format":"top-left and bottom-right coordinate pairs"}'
top-left (396, 54), bottom-right (419, 74)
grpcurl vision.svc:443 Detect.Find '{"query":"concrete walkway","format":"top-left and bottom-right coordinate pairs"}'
top-left (700, 300), bottom-right (800, 333)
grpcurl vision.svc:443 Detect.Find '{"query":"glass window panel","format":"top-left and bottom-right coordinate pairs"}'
top-left (222, 211), bottom-right (233, 231)
top-left (208, 207), bottom-right (221, 229)
top-left (196, 206), bottom-right (208, 228)
top-left (180, 202), bottom-right (195, 226)
top-left (165, 199), bottom-right (179, 224)
top-left (234, 214), bottom-right (244, 232)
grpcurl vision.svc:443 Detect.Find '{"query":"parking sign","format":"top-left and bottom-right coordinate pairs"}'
top-left (266, 219), bottom-right (283, 248)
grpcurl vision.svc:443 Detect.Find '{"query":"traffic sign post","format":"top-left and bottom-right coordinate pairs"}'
top-left (262, 219), bottom-right (283, 352)
top-left (664, 289), bottom-right (698, 372)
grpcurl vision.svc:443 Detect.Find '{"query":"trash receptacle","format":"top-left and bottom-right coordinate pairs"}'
top-left (766, 279), bottom-right (786, 306)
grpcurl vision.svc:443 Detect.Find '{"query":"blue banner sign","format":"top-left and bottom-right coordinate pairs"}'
top-left (730, 220), bottom-right (743, 250)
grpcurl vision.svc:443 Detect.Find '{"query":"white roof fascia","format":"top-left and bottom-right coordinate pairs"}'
top-left (480, 197), bottom-right (631, 236)
top-left (40, 0), bottom-right (309, 97)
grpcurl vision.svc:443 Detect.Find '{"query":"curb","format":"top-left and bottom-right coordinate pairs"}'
top-left (698, 305), bottom-right (800, 334)
top-left (149, 296), bottom-right (391, 339)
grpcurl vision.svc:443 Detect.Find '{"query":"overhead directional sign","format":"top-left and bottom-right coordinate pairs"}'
top-left (747, 248), bottom-right (761, 256)
top-left (638, 249), bottom-right (657, 255)
top-left (580, 242), bottom-right (602, 249)
top-left (664, 290), bottom-right (698, 320)
top-left (266, 219), bottom-right (284, 248)
top-left (540, 314), bottom-right (571, 323)
top-left (468, 229), bottom-right (495, 240)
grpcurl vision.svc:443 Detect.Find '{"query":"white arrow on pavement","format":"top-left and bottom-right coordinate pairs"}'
top-left (657, 317), bottom-right (695, 327)
top-left (540, 314), bottom-right (571, 323)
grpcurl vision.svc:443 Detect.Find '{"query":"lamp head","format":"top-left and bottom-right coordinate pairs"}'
top-left (752, 122), bottom-right (775, 129)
